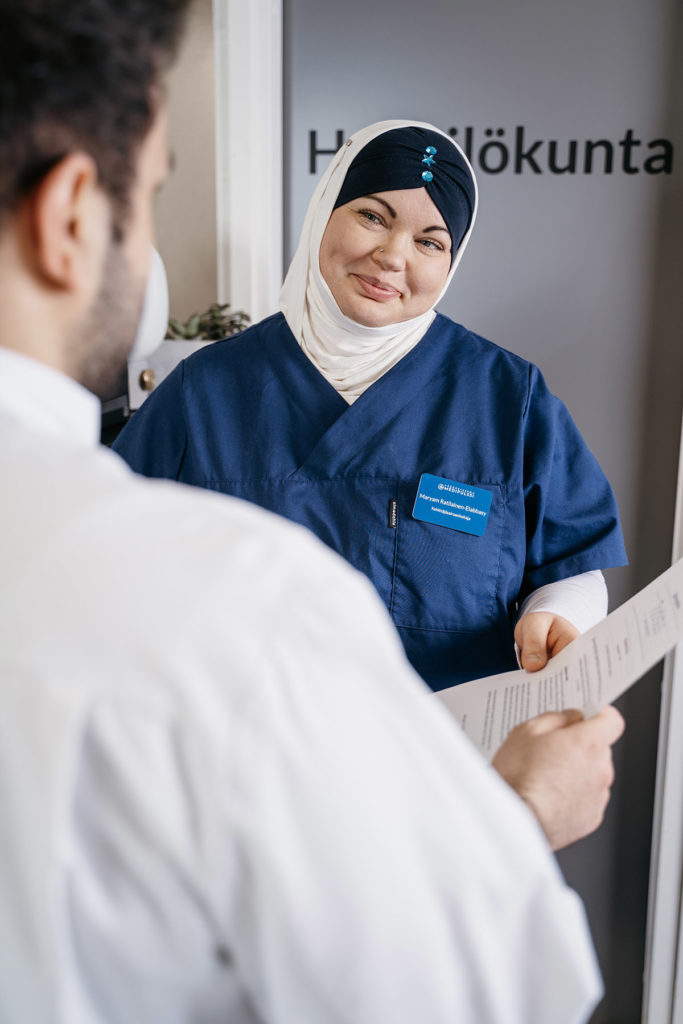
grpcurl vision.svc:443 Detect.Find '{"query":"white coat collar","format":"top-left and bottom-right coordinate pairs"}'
top-left (0, 346), bottom-right (100, 447)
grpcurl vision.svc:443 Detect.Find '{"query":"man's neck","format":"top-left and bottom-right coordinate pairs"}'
top-left (0, 228), bottom-right (74, 379)
top-left (0, 337), bottom-right (69, 377)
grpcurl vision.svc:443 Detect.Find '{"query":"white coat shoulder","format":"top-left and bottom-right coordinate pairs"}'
top-left (0, 430), bottom-right (602, 1023)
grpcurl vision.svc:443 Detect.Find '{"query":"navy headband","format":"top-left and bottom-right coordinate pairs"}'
top-left (333, 127), bottom-right (475, 261)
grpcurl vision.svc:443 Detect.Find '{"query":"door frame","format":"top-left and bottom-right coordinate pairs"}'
top-left (643, 412), bottom-right (683, 1023)
top-left (212, 0), bottom-right (284, 323)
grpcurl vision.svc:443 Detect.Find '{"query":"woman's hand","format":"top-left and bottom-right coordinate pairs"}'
top-left (514, 612), bottom-right (579, 672)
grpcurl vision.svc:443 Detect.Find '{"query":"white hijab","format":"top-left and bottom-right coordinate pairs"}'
top-left (280, 119), bottom-right (479, 404)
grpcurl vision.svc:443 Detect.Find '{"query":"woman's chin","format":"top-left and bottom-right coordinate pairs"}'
top-left (340, 293), bottom-right (404, 328)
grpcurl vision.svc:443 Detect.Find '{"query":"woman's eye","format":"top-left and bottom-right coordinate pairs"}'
top-left (418, 237), bottom-right (445, 252)
top-left (357, 208), bottom-right (385, 226)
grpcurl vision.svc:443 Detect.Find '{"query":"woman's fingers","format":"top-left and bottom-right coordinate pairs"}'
top-left (515, 612), bottom-right (581, 671)
top-left (548, 615), bottom-right (580, 657)
top-left (515, 611), bottom-right (554, 671)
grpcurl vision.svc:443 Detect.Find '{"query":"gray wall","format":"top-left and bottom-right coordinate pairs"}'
top-left (284, 0), bottom-right (683, 1019)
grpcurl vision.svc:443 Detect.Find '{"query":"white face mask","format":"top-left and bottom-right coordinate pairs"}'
top-left (129, 248), bottom-right (169, 361)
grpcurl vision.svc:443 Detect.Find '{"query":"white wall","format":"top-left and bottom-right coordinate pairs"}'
top-left (284, 0), bottom-right (683, 1019)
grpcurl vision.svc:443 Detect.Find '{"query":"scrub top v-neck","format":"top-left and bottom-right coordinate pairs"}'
top-left (114, 312), bottom-right (627, 690)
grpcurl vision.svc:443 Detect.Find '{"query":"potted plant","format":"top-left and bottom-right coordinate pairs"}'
top-left (166, 302), bottom-right (250, 341)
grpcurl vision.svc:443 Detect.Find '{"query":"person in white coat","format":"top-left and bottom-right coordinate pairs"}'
top-left (0, 1), bottom-right (624, 1022)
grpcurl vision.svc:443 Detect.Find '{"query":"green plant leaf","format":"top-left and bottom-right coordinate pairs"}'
top-left (166, 304), bottom-right (250, 340)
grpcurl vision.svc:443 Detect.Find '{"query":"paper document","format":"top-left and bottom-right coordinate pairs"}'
top-left (438, 558), bottom-right (683, 758)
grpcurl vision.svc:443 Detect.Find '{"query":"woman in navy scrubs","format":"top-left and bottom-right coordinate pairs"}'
top-left (114, 120), bottom-right (627, 691)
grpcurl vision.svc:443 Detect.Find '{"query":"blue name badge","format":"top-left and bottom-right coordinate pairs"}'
top-left (412, 474), bottom-right (493, 536)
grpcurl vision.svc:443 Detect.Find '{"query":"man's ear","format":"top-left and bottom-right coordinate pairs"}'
top-left (27, 152), bottom-right (109, 291)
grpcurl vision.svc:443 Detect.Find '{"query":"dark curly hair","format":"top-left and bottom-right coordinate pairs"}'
top-left (0, 0), bottom-right (191, 235)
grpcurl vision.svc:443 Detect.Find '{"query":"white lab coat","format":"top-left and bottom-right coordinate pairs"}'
top-left (0, 347), bottom-right (602, 1023)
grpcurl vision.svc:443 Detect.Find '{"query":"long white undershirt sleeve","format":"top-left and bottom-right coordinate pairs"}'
top-left (518, 571), bottom-right (608, 633)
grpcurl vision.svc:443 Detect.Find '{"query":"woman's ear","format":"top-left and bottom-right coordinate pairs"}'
top-left (26, 152), bottom-right (110, 293)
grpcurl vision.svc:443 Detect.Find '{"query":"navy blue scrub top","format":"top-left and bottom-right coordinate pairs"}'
top-left (114, 312), bottom-right (627, 691)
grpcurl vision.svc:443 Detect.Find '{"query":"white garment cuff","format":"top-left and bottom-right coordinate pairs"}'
top-left (517, 570), bottom-right (608, 634)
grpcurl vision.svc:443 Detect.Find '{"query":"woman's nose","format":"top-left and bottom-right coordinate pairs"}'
top-left (373, 240), bottom-right (406, 271)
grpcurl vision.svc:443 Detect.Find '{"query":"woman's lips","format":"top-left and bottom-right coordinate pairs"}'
top-left (352, 274), bottom-right (401, 303)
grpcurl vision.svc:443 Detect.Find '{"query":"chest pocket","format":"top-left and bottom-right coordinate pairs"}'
top-left (390, 478), bottom-right (507, 633)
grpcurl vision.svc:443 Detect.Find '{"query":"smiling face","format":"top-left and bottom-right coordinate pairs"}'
top-left (318, 188), bottom-right (452, 327)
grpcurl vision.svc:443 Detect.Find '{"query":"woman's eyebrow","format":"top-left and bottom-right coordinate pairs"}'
top-left (366, 195), bottom-right (397, 218)
top-left (422, 225), bottom-right (450, 235)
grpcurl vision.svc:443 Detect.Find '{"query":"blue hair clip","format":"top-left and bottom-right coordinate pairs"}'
top-left (421, 145), bottom-right (437, 182)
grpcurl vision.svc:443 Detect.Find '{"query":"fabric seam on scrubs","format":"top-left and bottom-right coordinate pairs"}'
top-left (492, 486), bottom-right (508, 624)
top-left (175, 359), bottom-right (191, 480)
top-left (198, 474), bottom-right (508, 486)
top-left (522, 362), bottom-right (534, 422)
top-left (524, 552), bottom-right (627, 591)
top-left (395, 623), bottom-right (506, 636)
